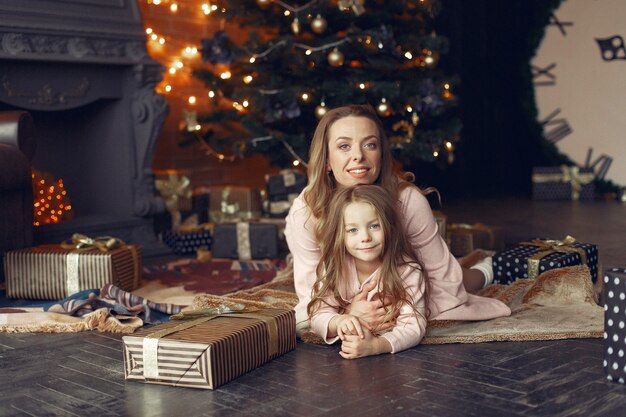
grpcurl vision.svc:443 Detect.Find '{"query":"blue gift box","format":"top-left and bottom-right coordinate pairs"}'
top-left (163, 229), bottom-right (212, 255)
top-left (603, 268), bottom-right (626, 384)
top-left (212, 223), bottom-right (278, 259)
top-left (492, 237), bottom-right (598, 284)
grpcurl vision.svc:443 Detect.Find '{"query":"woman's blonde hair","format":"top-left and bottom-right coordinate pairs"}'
top-left (305, 104), bottom-right (408, 220)
top-left (307, 185), bottom-right (429, 332)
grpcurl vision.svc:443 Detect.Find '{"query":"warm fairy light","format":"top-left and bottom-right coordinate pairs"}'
top-left (153, 0), bottom-right (161, 4)
top-left (202, 3), bottom-right (211, 15)
top-left (146, 28), bottom-right (153, 35)
top-left (305, 49), bottom-right (312, 55)
top-left (188, 96), bottom-right (197, 105)
top-left (169, 67), bottom-right (177, 74)
top-left (233, 102), bottom-right (244, 111)
top-left (406, 106), bottom-right (413, 112)
top-left (31, 169), bottom-right (73, 226)
top-left (159, 37), bottom-right (165, 45)
top-left (404, 52), bottom-right (413, 59)
top-left (301, 93), bottom-right (309, 101)
top-left (424, 55), bottom-right (435, 65)
top-left (174, 60), bottom-right (183, 69)
top-left (293, 160), bottom-right (300, 167)
top-left (220, 71), bottom-right (232, 79)
top-left (433, 151), bottom-right (439, 157)
top-left (445, 141), bottom-right (453, 149)
top-left (151, 34), bottom-right (158, 41)
top-left (249, 56), bottom-right (256, 63)
top-left (284, 10), bottom-right (290, 16)
top-left (208, 90), bottom-right (216, 98)
top-left (170, 3), bottom-right (178, 12)
top-left (165, 84), bottom-right (172, 92)
top-left (242, 100), bottom-right (249, 107)
top-left (243, 75), bottom-right (253, 84)
top-left (358, 83), bottom-right (366, 89)
top-left (444, 83), bottom-right (450, 89)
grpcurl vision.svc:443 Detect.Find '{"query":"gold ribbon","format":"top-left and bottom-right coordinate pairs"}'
top-left (155, 173), bottom-right (192, 213)
top-left (142, 305), bottom-right (280, 379)
top-left (519, 235), bottom-right (588, 279)
top-left (60, 233), bottom-right (125, 252)
top-left (338, 0), bottom-right (365, 15)
top-left (532, 165), bottom-right (595, 200)
top-left (448, 223), bottom-right (495, 248)
top-left (236, 222), bottom-right (252, 260)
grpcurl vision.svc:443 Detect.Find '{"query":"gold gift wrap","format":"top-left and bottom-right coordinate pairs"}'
top-left (122, 308), bottom-right (296, 390)
top-left (4, 241), bottom-right (142, 300)
top-left (447, 223), bottom-right (504, 257)
top-left (195, 186), bottom-right (262, 223)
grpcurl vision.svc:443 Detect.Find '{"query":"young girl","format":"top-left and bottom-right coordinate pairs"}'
top-left (307, 184), bottom-right (429, 359)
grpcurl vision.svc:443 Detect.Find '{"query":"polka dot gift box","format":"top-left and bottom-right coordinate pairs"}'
top-left (532, 166), bottom-right (595, 200)
top-left (492, 236), bottom-right (598, 285)
top-left (163, 229), bottom-right (212, 255)
top-left (603, 268), bottom-right (626, 384)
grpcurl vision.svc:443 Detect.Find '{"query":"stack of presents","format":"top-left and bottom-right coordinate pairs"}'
top-left (154, 168), bottom-right (306, 261)
top-left (2, 162), bottom-right (622, 389)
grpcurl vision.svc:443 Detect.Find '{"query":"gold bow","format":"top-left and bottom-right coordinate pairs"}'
top-left (520, 235), bottom-right (587, 279)
top-left (338, 0), bottom-right (365, 15)
top-left (148, 305), bottom-right (279, 357)
top-left (60, 233), bottom-right (125, 252)
top-left (155, 173), bottom-right (192, 213)
top-left (532, 165), bottom-right (595, 200)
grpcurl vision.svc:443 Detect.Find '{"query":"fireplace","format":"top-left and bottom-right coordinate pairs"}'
top-left (0, 0), bottom-right (169, 254)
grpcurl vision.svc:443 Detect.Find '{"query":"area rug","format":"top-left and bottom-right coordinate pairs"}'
top-left (192, 264), bottom-right (604, 345)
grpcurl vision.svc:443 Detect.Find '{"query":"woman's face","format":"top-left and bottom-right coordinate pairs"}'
top-left (326, 116), bottom-right (382, 188)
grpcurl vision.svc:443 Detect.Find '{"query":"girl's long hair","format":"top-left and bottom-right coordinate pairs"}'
top-left (307, 185), bottom-right (429, 332)
top-left (304, 104), bottom-right (410, 220)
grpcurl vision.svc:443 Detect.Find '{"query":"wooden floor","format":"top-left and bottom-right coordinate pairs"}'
top-left (1, 198), bottom-right (625, 417)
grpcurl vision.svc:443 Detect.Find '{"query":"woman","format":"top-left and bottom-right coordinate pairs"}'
top-left (285, 104), bottom-right (510, 333)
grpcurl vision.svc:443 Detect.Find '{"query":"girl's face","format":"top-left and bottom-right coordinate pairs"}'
top-left (343, 201), bottom-right (383, 263)
top-left (327, 116), bottom-right (382, 188)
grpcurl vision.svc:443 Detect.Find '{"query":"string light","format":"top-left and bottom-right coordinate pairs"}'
top-left (31, 169), bottom-right (73, 226)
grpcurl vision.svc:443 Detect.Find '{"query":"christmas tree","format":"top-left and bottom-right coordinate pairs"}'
top-left (191, 0), bottom-right (461, 170)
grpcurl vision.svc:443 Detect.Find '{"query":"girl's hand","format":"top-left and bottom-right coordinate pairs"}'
top-left (334, 314), bottom-right (364, 341)
top-left (339, 327), bottom-right (392, 359)
top-left (346, 280), bottom-right (396, 332)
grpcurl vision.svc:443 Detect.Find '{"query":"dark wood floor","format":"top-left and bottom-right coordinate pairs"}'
top-left (1, 198), bottom-right (625, 417)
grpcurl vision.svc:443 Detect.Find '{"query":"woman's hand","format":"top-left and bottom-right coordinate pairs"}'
top-left (346, 280), bottom-right (397, 332)
top-left (339, 327), bottom-right (392, 359)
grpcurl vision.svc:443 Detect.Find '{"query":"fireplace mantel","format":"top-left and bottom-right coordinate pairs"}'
top-left (0, 0), bottom-right (169, 254)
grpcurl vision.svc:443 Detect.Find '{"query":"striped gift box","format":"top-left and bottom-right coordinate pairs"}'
top-left (122, 308), bottom-right (296, 389)
top-left (4, 245), bottom-right (142, 299)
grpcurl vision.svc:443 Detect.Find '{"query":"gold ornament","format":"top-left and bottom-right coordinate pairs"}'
top-left (390, 120), bottom-right (414, 145)
top-left (376, 98), bottom-right (391, 117)
top-left (291, 17), bottom-right (301, 35)
top-left (327, 48), bottom-right (345, 67)
top-left (411, 111), bottom-right (420, 126)
top-left (256, 0), bottom-right (271, 7)
top-left (338, 0), bottom-right (365, 16)
top-left (311, 14), bottom-right (327, 34)
top-left (315, 101), bottom-right (328, 119)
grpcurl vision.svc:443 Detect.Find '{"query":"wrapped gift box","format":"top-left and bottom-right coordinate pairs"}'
top-left (447, 223), bottom-right (504, 257)
top-left (432, 210), bottom-right (447, 240)
top-left (122, 308), bottom-right (296, 390)
top-left (532, 166), bottom-right (595, 200)
top-left (4, 243), bottom-right (142, 299)
top-left (604, 267), bottom-right (626, 384)
top-left (492, 237), bottom-right (598, 285)
top-left (212, 222), bottom-right (278, 259)
top-left (155, 194), bottom-right (210, 236)
top-left (163, 226), bottom-right (212, 255)
top-left (195, 186), bottom-right (262, 223)
top-left (266, 169), bottom-right (306, 201)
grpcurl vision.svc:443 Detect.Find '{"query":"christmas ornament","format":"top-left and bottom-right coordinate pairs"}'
top-left (389, 120), bottom-right (414, 145)
top-left (315, 101), bottom-right (328, 119)
top-left (338, 0), bottom-right (365, 16)
top-left (182, 109), bottom-right (201, 132)
top-left (411, 111), bottom-right (420, 126)
top-left (291, 17), bottom-right (301, 35)
top-left (376, 98), bottom-right (391, 117)
top-left (311, 14), bottom-right (327, 34)
top-left (256, 0), bottom-right (271, 7)
top-left (200, 31), bottom-right (233, 65)
top-left (327, 48), bottom-right (345, 67)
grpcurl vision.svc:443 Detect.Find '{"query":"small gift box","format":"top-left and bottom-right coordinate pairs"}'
top-left (532, 165), bottom-right (595, 200)
top-left (432, 210), bottom-right (447, 240)
top-left (4, 234), bottom-right (142, 300)
top-left (195, 186), bottom-right (263, 223)
top-left (155, 173), bottom-right (193, 225)
top-left (492, 236), bottom-right (598, 285)
top-left (446, 223), bottom-right (504, 257)
top-left (122, 307), bottom-right (296, 390)
top-left (212, 222), bottom-right (278, 259)
top-left (163, 225), bottom-right (213, 255)
top-left (603, 267), bottom-right (626, 384)
top-left (265, 170), bottom-right (306, 217)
